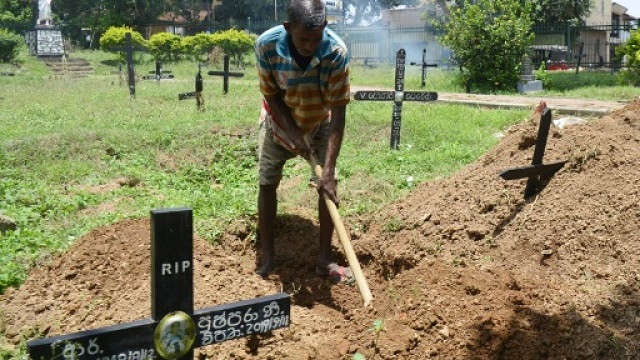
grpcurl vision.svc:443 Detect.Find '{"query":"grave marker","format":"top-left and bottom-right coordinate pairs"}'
top-left (575, 42), bottom-right (585, 75)
top-left (409, 49), bottom-right (438, 88)
top-left (143, 61), bottom-right (175, 81)
top-left (207, 55), bottom-right (244, 94)
top-left (179, 63), bottom-right (205, 111)
top-left (353, 49), bottom-right (438, 150)
top-left (499, 107), bottom-right (567, 198)
top-left (109, 33), bottom-right (148, 98)
top-left (27, 207), bottom-right (290, 360)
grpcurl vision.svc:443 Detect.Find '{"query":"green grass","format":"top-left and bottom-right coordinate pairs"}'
top-left (541, 70), bottom-right (639, 100)
top-left (0, 48), bottom-right (638, 297)
top-left (2, 45), bottom-right (640, 359)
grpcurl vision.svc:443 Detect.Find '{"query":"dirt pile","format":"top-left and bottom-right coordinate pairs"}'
top-left (2, 99), bottom-right (639, 359)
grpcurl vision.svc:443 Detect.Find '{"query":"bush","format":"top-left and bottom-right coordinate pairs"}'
top-left (615, 29), bottom-right (640, 86)
top-left (182, 33), bottom-right (217, 62)
top-left (0, 29), bottom-right (23, 63)
top-left (148, 32), bottom-right (183, 62)
top-left (211, 29), bottom-right (255, 67)
top-left (438, 0), bottom-right (534, 93)
top-left (535, 62), bottom-right (552, 89)
top-left (99, 26), bottom-right (147, 63)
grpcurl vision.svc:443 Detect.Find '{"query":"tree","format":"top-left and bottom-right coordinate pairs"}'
top-left (529, 0), bottom-right (592, 25)
top-left (439, 0), bottom-right (534, 93)
top-left (0, 0), bottom-right (35, 31)
top-left (615, 29), bottom-right (640, 86)
top-left (344, 0), bottom-right (419, 26)
top-left (214, 0), bottom-right (285, 24)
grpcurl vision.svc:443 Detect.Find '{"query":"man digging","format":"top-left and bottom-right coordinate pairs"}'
top-left (254, 0), bottom-right (352, 283)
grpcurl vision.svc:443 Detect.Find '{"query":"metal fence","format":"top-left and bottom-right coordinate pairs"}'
top-left (3, 18), bottom-right (637, 71)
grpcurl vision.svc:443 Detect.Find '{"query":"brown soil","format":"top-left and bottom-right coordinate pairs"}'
top-left (2, 98), bottom-right (640, 359)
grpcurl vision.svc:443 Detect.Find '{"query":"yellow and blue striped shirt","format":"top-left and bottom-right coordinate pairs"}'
top-left (255, 25), bottom-right (350, 151)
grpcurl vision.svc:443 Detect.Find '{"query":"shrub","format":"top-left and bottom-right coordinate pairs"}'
top-left (182, 33), bottom-right (217, 62)
top-left (99, 26), bottom-right (147, 63)
top-left (148, 32), bottom-right (183, 62)
top-left (211, 29), bottom-right (255, 67)
top-left (535, 62), bottom-right (552, 89)
top-left (0, 28), bottom-right (23, 63)
top-left (615, 29), bottom-right (640, 86)
top-left (438, 0), bottom-right (534, 93)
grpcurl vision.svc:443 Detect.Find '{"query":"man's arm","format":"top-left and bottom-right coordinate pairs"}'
top-left (264, 95), bottom-right (312, 159)
top-left (317, 104), bottom-right (346, 205)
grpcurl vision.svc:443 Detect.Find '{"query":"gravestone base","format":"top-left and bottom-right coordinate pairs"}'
top-left (517, 80), bottom-right (543, 94)
top-left (26, 26), bottom-right (65, 57)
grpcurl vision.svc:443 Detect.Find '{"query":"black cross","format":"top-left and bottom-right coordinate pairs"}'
top-left (109, 33), bottom-right (148, 98)
top-left (143, 61), bottom-right (175, 81)
top-left (409, 49), bottom-right (438, 88)
top-left (354, 49), bottom-right (438, 150)
top-left (207, 55), bottom-right (244, 94)
top-left (179, 63), bottom-right (205, 111)
top-left (27, 208), bottom-right (291, 360)
top-left (499, 107), bottom-right (567, 198)
top-left (574, 42), bottom-right (585, 75)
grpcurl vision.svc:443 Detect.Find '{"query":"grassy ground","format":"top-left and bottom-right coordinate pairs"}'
top-left (0, 47), bottom-right (638, 298)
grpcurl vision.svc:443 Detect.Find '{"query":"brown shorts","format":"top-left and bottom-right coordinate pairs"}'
top-left (258, 115), bottom-right (330, 186)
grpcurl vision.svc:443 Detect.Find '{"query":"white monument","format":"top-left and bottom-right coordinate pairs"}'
top-left (37, 0), bottom-right (53, 26)
top-left (26, 0), bottom-right (64, 56)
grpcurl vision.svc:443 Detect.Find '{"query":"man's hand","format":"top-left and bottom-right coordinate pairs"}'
top-left (290, 134), bottom-right (313, 161)
top-left (317, 171), bottom-right (340, 207)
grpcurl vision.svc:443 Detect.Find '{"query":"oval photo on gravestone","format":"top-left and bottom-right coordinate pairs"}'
top-left (154, 311), bottom-right (196, 360)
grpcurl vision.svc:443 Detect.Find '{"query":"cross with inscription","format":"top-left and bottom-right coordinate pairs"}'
top-left (27, 208), bottom-right (291, 360)
top-left (354, 49), bottom-right (439, 150)
top-left (207, 55), bottom-right (244, 94)
top-left (109, 32), bottom-right (148, 98)
top-left (499, 106), bottom-right (567, 198)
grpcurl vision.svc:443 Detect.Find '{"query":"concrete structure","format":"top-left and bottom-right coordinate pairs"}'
top-left (26, 25), bottom-right (65, 57)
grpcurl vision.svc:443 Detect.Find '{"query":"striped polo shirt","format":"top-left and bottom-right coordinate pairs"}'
top-left (255, 25), bottom-right (350, 151)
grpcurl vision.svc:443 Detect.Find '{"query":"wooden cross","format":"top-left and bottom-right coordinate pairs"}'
top-left (109, 33), bottom-right (148, 98)
top-left (143, 61), bottom-right (175, 81)
top-left (27, 208), bottom-right (290, 360)
top-left (179, 63), bottom-right (205, 111)
top-left (409, 49), bottom-right (438, 88)
top-left (354, 49), bottom-right (438, 150)
top-left (207, 55), bottom-right (244, 94)
top-left (499, 107), bottom-right (567, 198)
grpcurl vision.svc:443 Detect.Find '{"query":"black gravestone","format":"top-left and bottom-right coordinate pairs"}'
top-left (143, 61), bottom-right (175, 81)
top-left (179, 63), bottom-right (205, 111)
top-left (27, 208), bottom-right (290, 360)
top-left (354, 49), bottom-right (438, 150)
top-left (499, 107), bottom-right (567, 198)
top-left (109, 33), bottom-right (148, 98)
top-left (207, 55), bottom-right (244, 94)
top-left (409, 49), bottom-right (438, 88)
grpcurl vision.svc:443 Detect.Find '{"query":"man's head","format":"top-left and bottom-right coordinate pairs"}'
top-left (284, 0), bottom-right (327, 57)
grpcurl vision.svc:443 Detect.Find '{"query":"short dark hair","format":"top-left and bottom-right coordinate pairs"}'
top-left (287, 0), bottom-right (326, 29)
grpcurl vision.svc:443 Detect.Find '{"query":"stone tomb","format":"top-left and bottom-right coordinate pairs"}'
top-left (27, 208), bottom-right (290, 360)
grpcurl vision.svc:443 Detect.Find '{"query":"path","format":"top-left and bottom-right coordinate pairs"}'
top-left (350, 86), bottom-right (632, 116)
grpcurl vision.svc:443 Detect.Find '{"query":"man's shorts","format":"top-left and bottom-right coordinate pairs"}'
top-left (258, 114), bottom-right (330, 186)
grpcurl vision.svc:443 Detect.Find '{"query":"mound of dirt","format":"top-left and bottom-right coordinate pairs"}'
top-left (2, 99), bottom-right (640, 359)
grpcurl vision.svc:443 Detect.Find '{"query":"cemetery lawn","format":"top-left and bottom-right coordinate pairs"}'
top-left (0, 50), bottom-right (534, 295)
top-left (1, 49), bottom-right (640, 359)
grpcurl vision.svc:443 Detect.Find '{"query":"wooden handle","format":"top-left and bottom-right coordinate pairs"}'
top-left (310, 158), bottom-right (373, 307)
